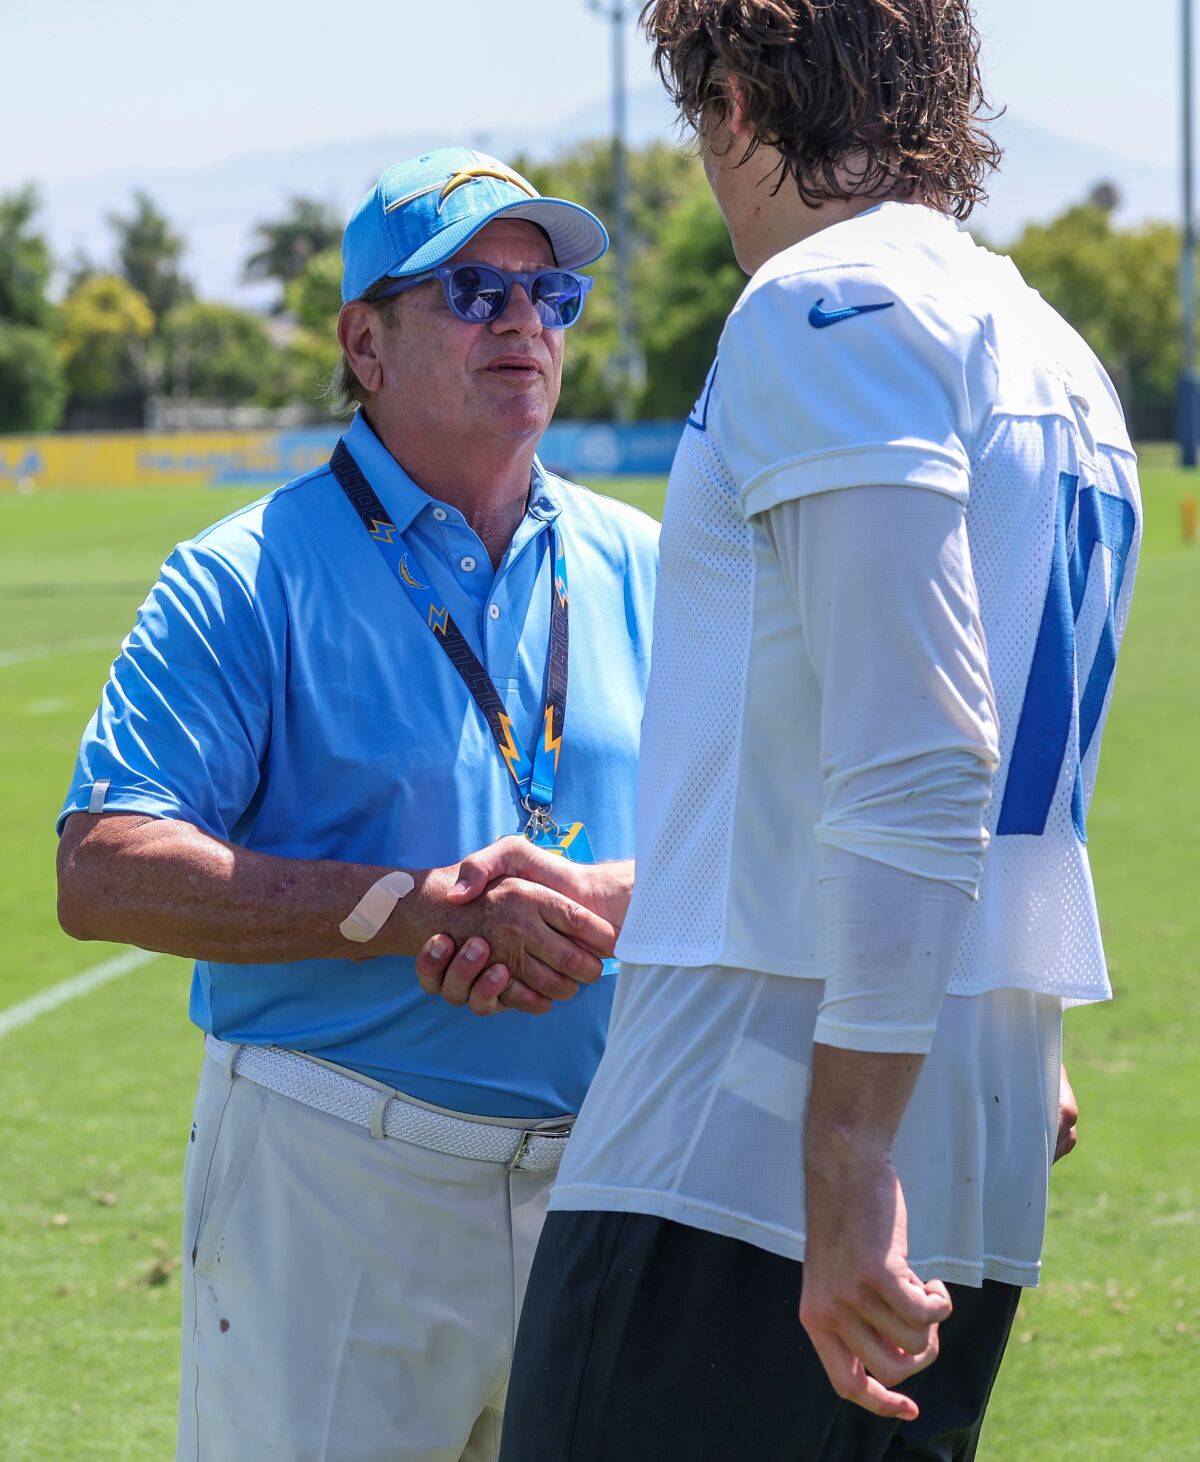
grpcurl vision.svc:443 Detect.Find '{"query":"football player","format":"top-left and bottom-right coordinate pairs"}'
top-left (424, 4), bottom-right (1141, 1457)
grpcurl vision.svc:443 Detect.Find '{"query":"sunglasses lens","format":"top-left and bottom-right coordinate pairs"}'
top-left (532, 271), bottom-right (584, 328)
top-left (447, 265), bottom-right (507, 321)
top-left (442, 266), bottom-right (587, 328)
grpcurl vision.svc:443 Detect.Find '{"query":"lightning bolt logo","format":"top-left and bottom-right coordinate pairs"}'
top-left (497, 712), bottom-right (524, 782)
top-left (438, 163), bottom-right (536, 211)
top-left (384, 163), bottom-right (537, 216)
top-left (554, 575), bottom-right (568, 609)
top-left (428, 604), bottom-right (449, 635)
top-left (398, 555), bottom-right (425, 588)
top-left (369, 519), bottom-right (398, 544)
top-left (543, 706), bottom-right (562, 771)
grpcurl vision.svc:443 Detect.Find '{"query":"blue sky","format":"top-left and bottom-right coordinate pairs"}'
top-left (0, 0), bottom-right (1182, 188)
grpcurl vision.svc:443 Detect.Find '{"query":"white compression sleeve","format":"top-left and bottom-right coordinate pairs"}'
top-left (764, 484), bottom-right (999, 894)
top-left (813, 845), bottom-right (974, 1053)
top-left (764, 485), bottom-right (999, 1050)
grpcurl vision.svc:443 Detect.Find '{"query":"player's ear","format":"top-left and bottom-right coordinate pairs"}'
top-left (698, 68), bottom-right (749, 162)
top-left (726, 73), bottom-right (751, 141)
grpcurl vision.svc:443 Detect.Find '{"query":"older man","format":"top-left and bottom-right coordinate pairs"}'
top-left (55, 147), bottom-right (658, 1461)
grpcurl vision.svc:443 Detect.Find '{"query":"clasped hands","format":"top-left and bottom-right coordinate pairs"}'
top-left (416, 838), bottom-right (620, 1016)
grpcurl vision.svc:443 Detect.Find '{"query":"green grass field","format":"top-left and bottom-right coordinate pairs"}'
top-left (0, 459), bottom-right (1196, 1459)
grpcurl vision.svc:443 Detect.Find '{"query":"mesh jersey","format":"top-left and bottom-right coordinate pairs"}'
top-left (617, 203), bottom-right (1141, 1002)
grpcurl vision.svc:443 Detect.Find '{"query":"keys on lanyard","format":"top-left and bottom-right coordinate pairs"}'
top-left (329, 441), bottom-right (568, 833)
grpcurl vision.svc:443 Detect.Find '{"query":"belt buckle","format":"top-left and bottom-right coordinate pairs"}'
top-left (509, 1120), bottom-right (573, 1172)
top-left (509, 1131), bottom-right (534, 1171)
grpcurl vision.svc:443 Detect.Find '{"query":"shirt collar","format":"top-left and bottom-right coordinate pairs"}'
top-left (528, 457), bottom-right (563, 522)
top-left (340, 411), bottom-right (564, 531)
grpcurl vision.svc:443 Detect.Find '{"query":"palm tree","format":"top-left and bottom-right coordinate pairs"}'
top-left (244, 198), bottom-right (343, 310)
top-left (107, 191), bottom-right (193, 321)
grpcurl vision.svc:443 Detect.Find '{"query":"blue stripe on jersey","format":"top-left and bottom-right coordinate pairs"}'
top-left (998, 472), bottom-right (1137, 841)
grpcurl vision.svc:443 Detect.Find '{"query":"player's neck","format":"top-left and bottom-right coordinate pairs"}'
top-left (722, 140), bottom-right (920, 275)
top-left (735, 188), bottom-right (916, 276)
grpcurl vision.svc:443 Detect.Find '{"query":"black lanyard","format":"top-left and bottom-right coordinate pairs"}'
top-left (330, 441), bottom-right (568, 824)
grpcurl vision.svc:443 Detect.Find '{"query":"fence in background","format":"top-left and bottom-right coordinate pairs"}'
top-left (0, 421), bottom-right (684, 492)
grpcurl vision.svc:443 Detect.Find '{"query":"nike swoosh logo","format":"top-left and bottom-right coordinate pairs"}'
top-left (808, 298), bottom-right (895, 329)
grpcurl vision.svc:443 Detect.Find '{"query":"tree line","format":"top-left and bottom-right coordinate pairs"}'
top-left (0, 148), bottom-right (1183, 439)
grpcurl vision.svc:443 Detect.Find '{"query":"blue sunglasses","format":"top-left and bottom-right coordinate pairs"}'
top-left (376, 262), bottom-right (593, 329)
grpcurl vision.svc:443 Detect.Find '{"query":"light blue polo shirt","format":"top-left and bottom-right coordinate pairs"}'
top-left (58, 412), bottom-right (658, 1118)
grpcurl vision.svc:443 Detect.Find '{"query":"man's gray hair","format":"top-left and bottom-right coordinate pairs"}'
top-left (325, 283), bottom-right (405, 415)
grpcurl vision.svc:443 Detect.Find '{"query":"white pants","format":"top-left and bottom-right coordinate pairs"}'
top-left (177, 1049), bottom-right (557, 1462)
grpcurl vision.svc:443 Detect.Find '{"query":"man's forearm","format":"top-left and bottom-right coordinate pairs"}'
top-left (57, 812), bottom-right (458, 964)
top-left (805, 1044), bottom-right (925, 1178)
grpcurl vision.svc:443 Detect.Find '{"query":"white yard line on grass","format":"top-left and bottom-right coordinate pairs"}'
top-left (0, 948), bottom-right (158, 1040)
top-left (0, 638), bottom-right (116, 670)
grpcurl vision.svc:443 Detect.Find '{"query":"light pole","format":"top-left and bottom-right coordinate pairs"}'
top-left (588, 0), bottom-right (641, 422)
top-left (1182, 0), bottom-right (1198, 466)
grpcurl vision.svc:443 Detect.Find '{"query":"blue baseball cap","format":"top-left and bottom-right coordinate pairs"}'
top-left (341, 146), bottom-right (610, 303)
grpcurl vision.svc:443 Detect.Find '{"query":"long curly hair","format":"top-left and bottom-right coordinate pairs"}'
top-left (641, 0), bottom-right (1002, 220)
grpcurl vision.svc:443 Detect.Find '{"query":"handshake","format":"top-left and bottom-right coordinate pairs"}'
top-left (415, 837), bottom-right (634, 1017)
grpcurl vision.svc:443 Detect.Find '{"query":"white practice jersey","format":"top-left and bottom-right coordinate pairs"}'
top-left (617, 201), bottom-right (1142, 1004)
top-left (553, 970), bottom-right (1063, 1286)
top-left (551, 203), bottom-right (1141, 1283)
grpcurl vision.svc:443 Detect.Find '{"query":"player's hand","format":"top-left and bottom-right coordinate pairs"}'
top-left (448, 836), bottom-right (629, 928)
top-left (1054, 1061), bottom-right (1079, 1163)
top-left (800, 1146), bottom-right (951, 1420)
top-left (416, 873), bottom-right (616, 1014)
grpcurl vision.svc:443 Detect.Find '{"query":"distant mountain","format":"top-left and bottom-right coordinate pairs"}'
top-left (977, 112), bottom-right (1175, 243)
top-left (31, 86), bottom-right (1176, 308)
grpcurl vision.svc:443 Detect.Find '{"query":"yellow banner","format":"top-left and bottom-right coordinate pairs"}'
top-left (0, 428), bottom-right (341, 492)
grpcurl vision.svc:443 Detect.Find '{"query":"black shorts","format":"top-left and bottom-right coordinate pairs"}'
top-left (499, 1210), bottom-right (1021, 1462)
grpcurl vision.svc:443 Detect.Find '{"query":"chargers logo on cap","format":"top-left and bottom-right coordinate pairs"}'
top-left (385, 163), bottom-right (538, 216)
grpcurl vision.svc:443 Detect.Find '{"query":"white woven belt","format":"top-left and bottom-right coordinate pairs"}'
top-left (204, 1035), bottom-right (573, 1174)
